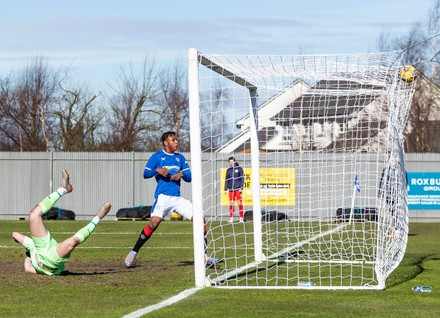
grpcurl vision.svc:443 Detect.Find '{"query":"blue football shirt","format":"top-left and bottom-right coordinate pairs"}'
top-left (143, 150), bottom-right (191, 198)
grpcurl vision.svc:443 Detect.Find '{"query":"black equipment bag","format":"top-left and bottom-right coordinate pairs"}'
top-left (116, 206), bottom-right (151, 219)
top-left (42, 207), bottom-right (76, 220)
top-left (243, 210), bottom-right (288, 222)
top-left (336, 207), bottom-right (378, 222)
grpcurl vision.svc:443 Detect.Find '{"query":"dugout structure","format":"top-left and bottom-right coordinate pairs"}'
top-left (188, 49), bottom-right (415, 289)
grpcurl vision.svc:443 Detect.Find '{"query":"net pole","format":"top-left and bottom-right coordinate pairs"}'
top-left (349, 175), bottom-right (359, 224)
top-left (348, 187), bottom-right (356, 224)
top-left (188, 48), bottom-right (206, 287)
top-left (249, 88), bottom-right (263, 262)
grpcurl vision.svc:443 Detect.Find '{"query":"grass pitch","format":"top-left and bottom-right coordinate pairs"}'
top-left (0, 220), bottom-right (438, 317)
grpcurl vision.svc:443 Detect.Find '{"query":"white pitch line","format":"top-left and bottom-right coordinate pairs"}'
top-left (121, 287), bottom-right (202, 318)
top-left (0, 232), bottom-right (193, 235)
top-left (0, 245), bottom-right (191, 249)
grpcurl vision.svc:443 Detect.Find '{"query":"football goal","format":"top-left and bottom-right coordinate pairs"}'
top-left (188, 48), bottom-right (416, 289)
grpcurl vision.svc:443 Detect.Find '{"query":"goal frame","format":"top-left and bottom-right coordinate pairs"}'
top-left (188, 48), bottom-right (413, 289)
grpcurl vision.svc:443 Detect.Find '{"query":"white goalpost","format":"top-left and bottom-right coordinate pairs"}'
top-left (188, 48), bottom-right (416, 289)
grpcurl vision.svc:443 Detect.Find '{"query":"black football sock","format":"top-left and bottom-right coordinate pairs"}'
top-left (133, 225), bottom-right (155, 253)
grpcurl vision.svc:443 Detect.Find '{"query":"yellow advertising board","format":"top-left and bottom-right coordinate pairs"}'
top-left (220, 168), bottom-right (296, 206)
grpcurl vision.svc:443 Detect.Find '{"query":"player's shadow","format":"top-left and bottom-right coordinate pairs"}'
top-left (178, 261), bottom-right (194, 267)
top-left (210, 263), bottom-right (280, 286)
top-left (178, 251), bottom-right (305, 269)
top-left (178, 260), bottom-right (223, 270)
top-left (61, 269), bottom-right (122, 276)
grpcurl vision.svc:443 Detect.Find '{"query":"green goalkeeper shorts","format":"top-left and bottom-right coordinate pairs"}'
top-left (24, 232), bottom-right (70, 275)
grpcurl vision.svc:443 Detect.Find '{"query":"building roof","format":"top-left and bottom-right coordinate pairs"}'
top-left (217, 78), bottom-right (387, 153)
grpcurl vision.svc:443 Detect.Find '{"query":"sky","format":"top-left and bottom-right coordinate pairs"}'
top-left (0, 0), bottom-right (435, 90)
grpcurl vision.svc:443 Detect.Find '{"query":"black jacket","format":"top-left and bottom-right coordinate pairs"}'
top-left (224, 164), bottom-right (244, 191)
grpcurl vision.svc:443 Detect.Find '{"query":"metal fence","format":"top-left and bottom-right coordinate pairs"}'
top-left (0, 152), bottom-right (439, 221)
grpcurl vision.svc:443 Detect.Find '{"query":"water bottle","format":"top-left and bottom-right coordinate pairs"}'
top-left (412, 286), bottom-right (432, 293)
top-left (297, 281), bottom-right (315, 287)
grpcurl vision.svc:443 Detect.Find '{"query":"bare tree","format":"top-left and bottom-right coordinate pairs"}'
top-left (405, 0), bottom-right (440, 152)
top-left (104, 58), bottom-right (161, 151)
top-left (0, 57), bottom-right (60, 151)
top-left (377, 28), bottom-right (394, 52)
top-left (0, 77), bottom-right (18, 150)
top-left (427, 0), bottom-right (440, 82)
top-left (377, 0), bottom-right (440, 153)
top-left (199, 86), bottom-right (230, 151)
top-left (395, 23), bottom-right (428, 68)
top-left (157, 62), bottom-right (190, 151)
top-left (52, 85), bottom-right (103, 151)
top-left (404, 75), bottom-right (436, 152)
top-left (156, 62), bottom-right (229, 152)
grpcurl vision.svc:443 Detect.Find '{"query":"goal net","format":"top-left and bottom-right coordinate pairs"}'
top-left (188, 49), bottom-right (415, 289)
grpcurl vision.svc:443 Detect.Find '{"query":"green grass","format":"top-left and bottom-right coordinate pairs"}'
top-left (0, 221), bottom-right (438, 317)
top-left (207, 221), bottom-right (381, 287)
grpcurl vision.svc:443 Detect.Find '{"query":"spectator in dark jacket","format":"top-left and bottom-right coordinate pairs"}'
top-left (224, 157), bottom-right (245, 223)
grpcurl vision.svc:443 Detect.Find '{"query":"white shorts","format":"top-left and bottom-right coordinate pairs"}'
top-left (151, 194), bottom-right (193, 220)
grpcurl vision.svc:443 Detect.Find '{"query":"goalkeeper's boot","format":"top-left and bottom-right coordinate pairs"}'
top-left (124, 251), bottom-right (137, 268)
top-left (96, 202), bottom-right (112, 220)
top-left (62, 169), bottom-right (73, 193)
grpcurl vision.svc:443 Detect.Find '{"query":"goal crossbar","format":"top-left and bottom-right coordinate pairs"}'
top-left (200, 55), bottom-right (257, 90)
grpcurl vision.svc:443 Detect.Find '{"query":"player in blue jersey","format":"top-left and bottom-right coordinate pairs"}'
top-left (124, 131), bottom-right (221, 268)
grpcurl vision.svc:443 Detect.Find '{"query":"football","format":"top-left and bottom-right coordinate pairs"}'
top-left (400, 64), bottom-right (416, 82)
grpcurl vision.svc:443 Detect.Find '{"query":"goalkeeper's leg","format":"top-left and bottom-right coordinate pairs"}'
top-left (29, 169), bottom-right (73, 238)
top-left (56, 202), bottom-right (111, 258)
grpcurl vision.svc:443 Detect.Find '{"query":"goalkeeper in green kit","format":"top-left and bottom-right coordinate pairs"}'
top-left (12, 169), bottom-right (111, 275)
